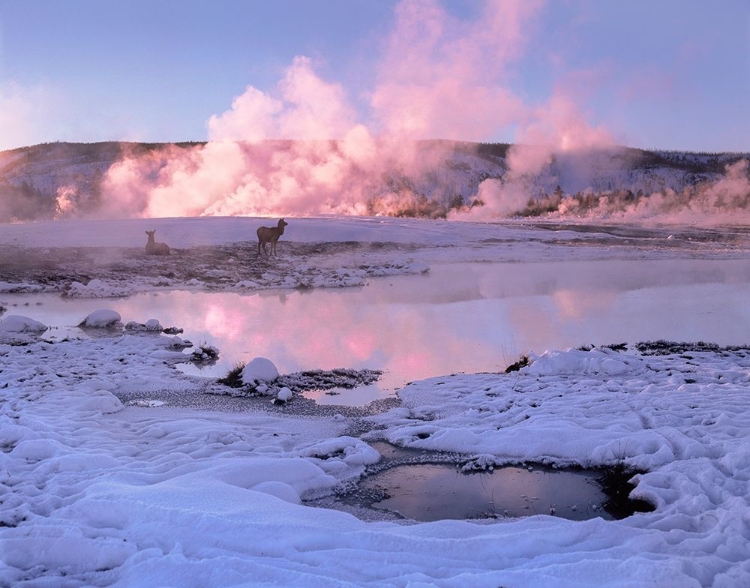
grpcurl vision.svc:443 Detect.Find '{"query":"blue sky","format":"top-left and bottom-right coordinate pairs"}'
top-left (0, 0), bottom-right (747, 152)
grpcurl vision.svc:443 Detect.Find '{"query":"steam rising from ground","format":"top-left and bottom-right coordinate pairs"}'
top-left (98, 0), bottom-right (569, 220)
top-left (88, 0), bottom-right (749, 223)
top-left (549, 159), bottom-right (750, 225)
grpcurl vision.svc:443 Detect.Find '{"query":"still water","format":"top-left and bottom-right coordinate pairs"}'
top-left (3, 259), bottom-right (750, 404)
top-left (357, 463), bottom-right (611, 521)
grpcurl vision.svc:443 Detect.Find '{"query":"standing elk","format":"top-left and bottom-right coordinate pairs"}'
top-left (145, 230), bottom-right (170, 255)
top-left (257, 218), bottom-right (288, 256)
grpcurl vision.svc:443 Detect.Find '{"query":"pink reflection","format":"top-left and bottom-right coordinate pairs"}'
top-left (10, 259), bottom-right (750, 403)
top-left (112, 287), bottom-right (508, 387)
top-left (551, 288), bottom-right (617, 320)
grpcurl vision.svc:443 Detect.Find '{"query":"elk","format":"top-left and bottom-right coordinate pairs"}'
top-left (257, 218), bottom-right (288, 256)
top-left (144, 230), bottom-right (170, 255)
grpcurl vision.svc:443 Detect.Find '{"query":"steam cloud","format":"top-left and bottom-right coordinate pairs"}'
top-left (90, 0), bottom-right (747, 224)
top-left (551, 159), bottom-right (750, 225)
top-left (98, 0), bottom-right (549, 219)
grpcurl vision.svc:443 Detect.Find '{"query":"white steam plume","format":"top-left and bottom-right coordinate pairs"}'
top-left (95, 0), bottom-right (722, 223)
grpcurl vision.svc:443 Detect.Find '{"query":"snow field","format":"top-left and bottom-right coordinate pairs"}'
top-left (1, 217), bottom-right (750, 586)
top-left (1, 332), bottom-right (749, 586)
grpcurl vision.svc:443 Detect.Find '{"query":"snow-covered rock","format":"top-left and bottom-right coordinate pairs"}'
top-left (125, 319), bottom-right (163, 332)
top-left (79, 309), bottom-right (122, 328)
top-left (276, 387), bottom-right (293, 403)
top-left (241, 357), bottom-right (279, 386)
top-left (0, 314), bottom-right (47, 333)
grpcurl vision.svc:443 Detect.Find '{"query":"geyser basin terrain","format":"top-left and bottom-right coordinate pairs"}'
top-left (1, 217), bottom-right (749, 586)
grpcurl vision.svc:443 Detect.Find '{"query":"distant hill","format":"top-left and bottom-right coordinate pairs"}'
top-left (0, 140), bottom-right (747, 222)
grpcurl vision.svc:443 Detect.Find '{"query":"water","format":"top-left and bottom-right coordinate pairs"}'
top-left (3, 258), bottom-right (750, 405)
top-left (358, 463), bottom-right (610, 521)
top-left (317, 443), bottom-right (647, 522)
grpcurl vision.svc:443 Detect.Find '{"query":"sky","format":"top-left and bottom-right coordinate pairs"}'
top-left (0, 0), bottom-right (748, 153)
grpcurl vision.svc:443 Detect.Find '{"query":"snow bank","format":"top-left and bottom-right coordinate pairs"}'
top-left (65, 278), bottom-right (132, 298)
top-left (2, 327), bottom-right (750, 587)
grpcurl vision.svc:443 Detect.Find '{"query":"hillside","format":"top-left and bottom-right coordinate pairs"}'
top-left (0, 140), bottom-right (747, 222)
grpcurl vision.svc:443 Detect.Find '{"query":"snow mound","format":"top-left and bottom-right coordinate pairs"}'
top-left (525, 348), bottom-right (638, 377)
top-left (249, 481), bottom-right (301, 504)
top-left (276, 387), bottom-right (293, 403)
top-left (78, 390), bottom-right (124, 415)
top-left (79, 309), bottom-right (122, 329)
top-left (65, 279), bottom-right (131, 298)
top-left (299, 436), bottom-right (381, 468)
top-left (124, 319), bottom-right (163, 332)
top-left (0, 314), bottom-right (47, 333)
top-left (241, 357), bottom-right (279, 386)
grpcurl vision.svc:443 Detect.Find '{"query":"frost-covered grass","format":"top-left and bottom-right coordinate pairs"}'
top-left (0, 216), bottom-right (749, 587)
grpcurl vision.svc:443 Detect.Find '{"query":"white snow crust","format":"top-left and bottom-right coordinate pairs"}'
top-left (0, 216), bottom-right (749, 587)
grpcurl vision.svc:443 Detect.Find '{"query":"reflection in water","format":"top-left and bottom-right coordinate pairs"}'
top-left (361, 463), bottom-right (610, 521)
top-left (3, 259), bottom-right (750, 404)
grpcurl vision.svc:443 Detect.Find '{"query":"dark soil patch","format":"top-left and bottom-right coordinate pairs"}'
top-left (636, 340), bottom-right (750, 356)
top-left (0, 240), bottom-right (427, 296)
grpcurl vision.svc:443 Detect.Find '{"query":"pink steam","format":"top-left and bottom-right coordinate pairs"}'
top-left (207, 56), bottom-right (357, 142)
top-left (454, 90), bottom-right (616, 220)
top-left (371, 0), bottom-right (540, 140)
top-left (96, 0), bottom-right (694, 223)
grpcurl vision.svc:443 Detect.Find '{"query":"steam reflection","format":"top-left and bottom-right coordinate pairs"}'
top-left (3, 259), bottom-right (750, 405)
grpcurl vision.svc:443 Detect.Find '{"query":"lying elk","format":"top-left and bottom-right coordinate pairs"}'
top-left (257, 218), bottom-right (288, 256)
top-left (144, 230), bottom-right (170, 255)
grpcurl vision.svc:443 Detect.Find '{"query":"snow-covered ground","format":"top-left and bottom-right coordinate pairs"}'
top-left (1, 216), bottom-right (749, 587)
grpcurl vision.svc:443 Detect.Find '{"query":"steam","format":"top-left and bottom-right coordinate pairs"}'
top-left (570, 159), bottom-right (750, 225)
top-left (454, 91), bottom-right (618, 219)
top-left (86, 0), bottom-right (746, 224)
top-left (0, 82), bottom-right (54, 152)
top-left (97, 0), bottom-right (552, 219)
top-left (371, 0), bottom-right (538, 139)
top-left (99, 55), bottom-right (445, 218)
top-left (207, 56), bottom-right (357, 142)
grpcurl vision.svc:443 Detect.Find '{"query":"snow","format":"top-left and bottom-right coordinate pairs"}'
top-left (0, 314), bottom-right (48, 344)
top-left (65, 279), bottom-right (132, 298)
top-left (276, 386), bottom-right (293, 403)
top-left (80, 308), bottom-right (122, 328)
top-left (0, 314), bottom-right (47, 332)
top-left (0, 216), bottom-right (749, 587)
top-left (241, 357), bottom-right (281, 386)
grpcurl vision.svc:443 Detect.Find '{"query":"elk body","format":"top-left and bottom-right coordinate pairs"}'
top-left (257, 218), bottom-right (288, 256)
top-left (144, 230), bottom-right (170, 255)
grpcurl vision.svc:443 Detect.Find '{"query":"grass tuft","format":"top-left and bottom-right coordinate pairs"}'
top-left (217, 363), bottom-right (246, 388)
